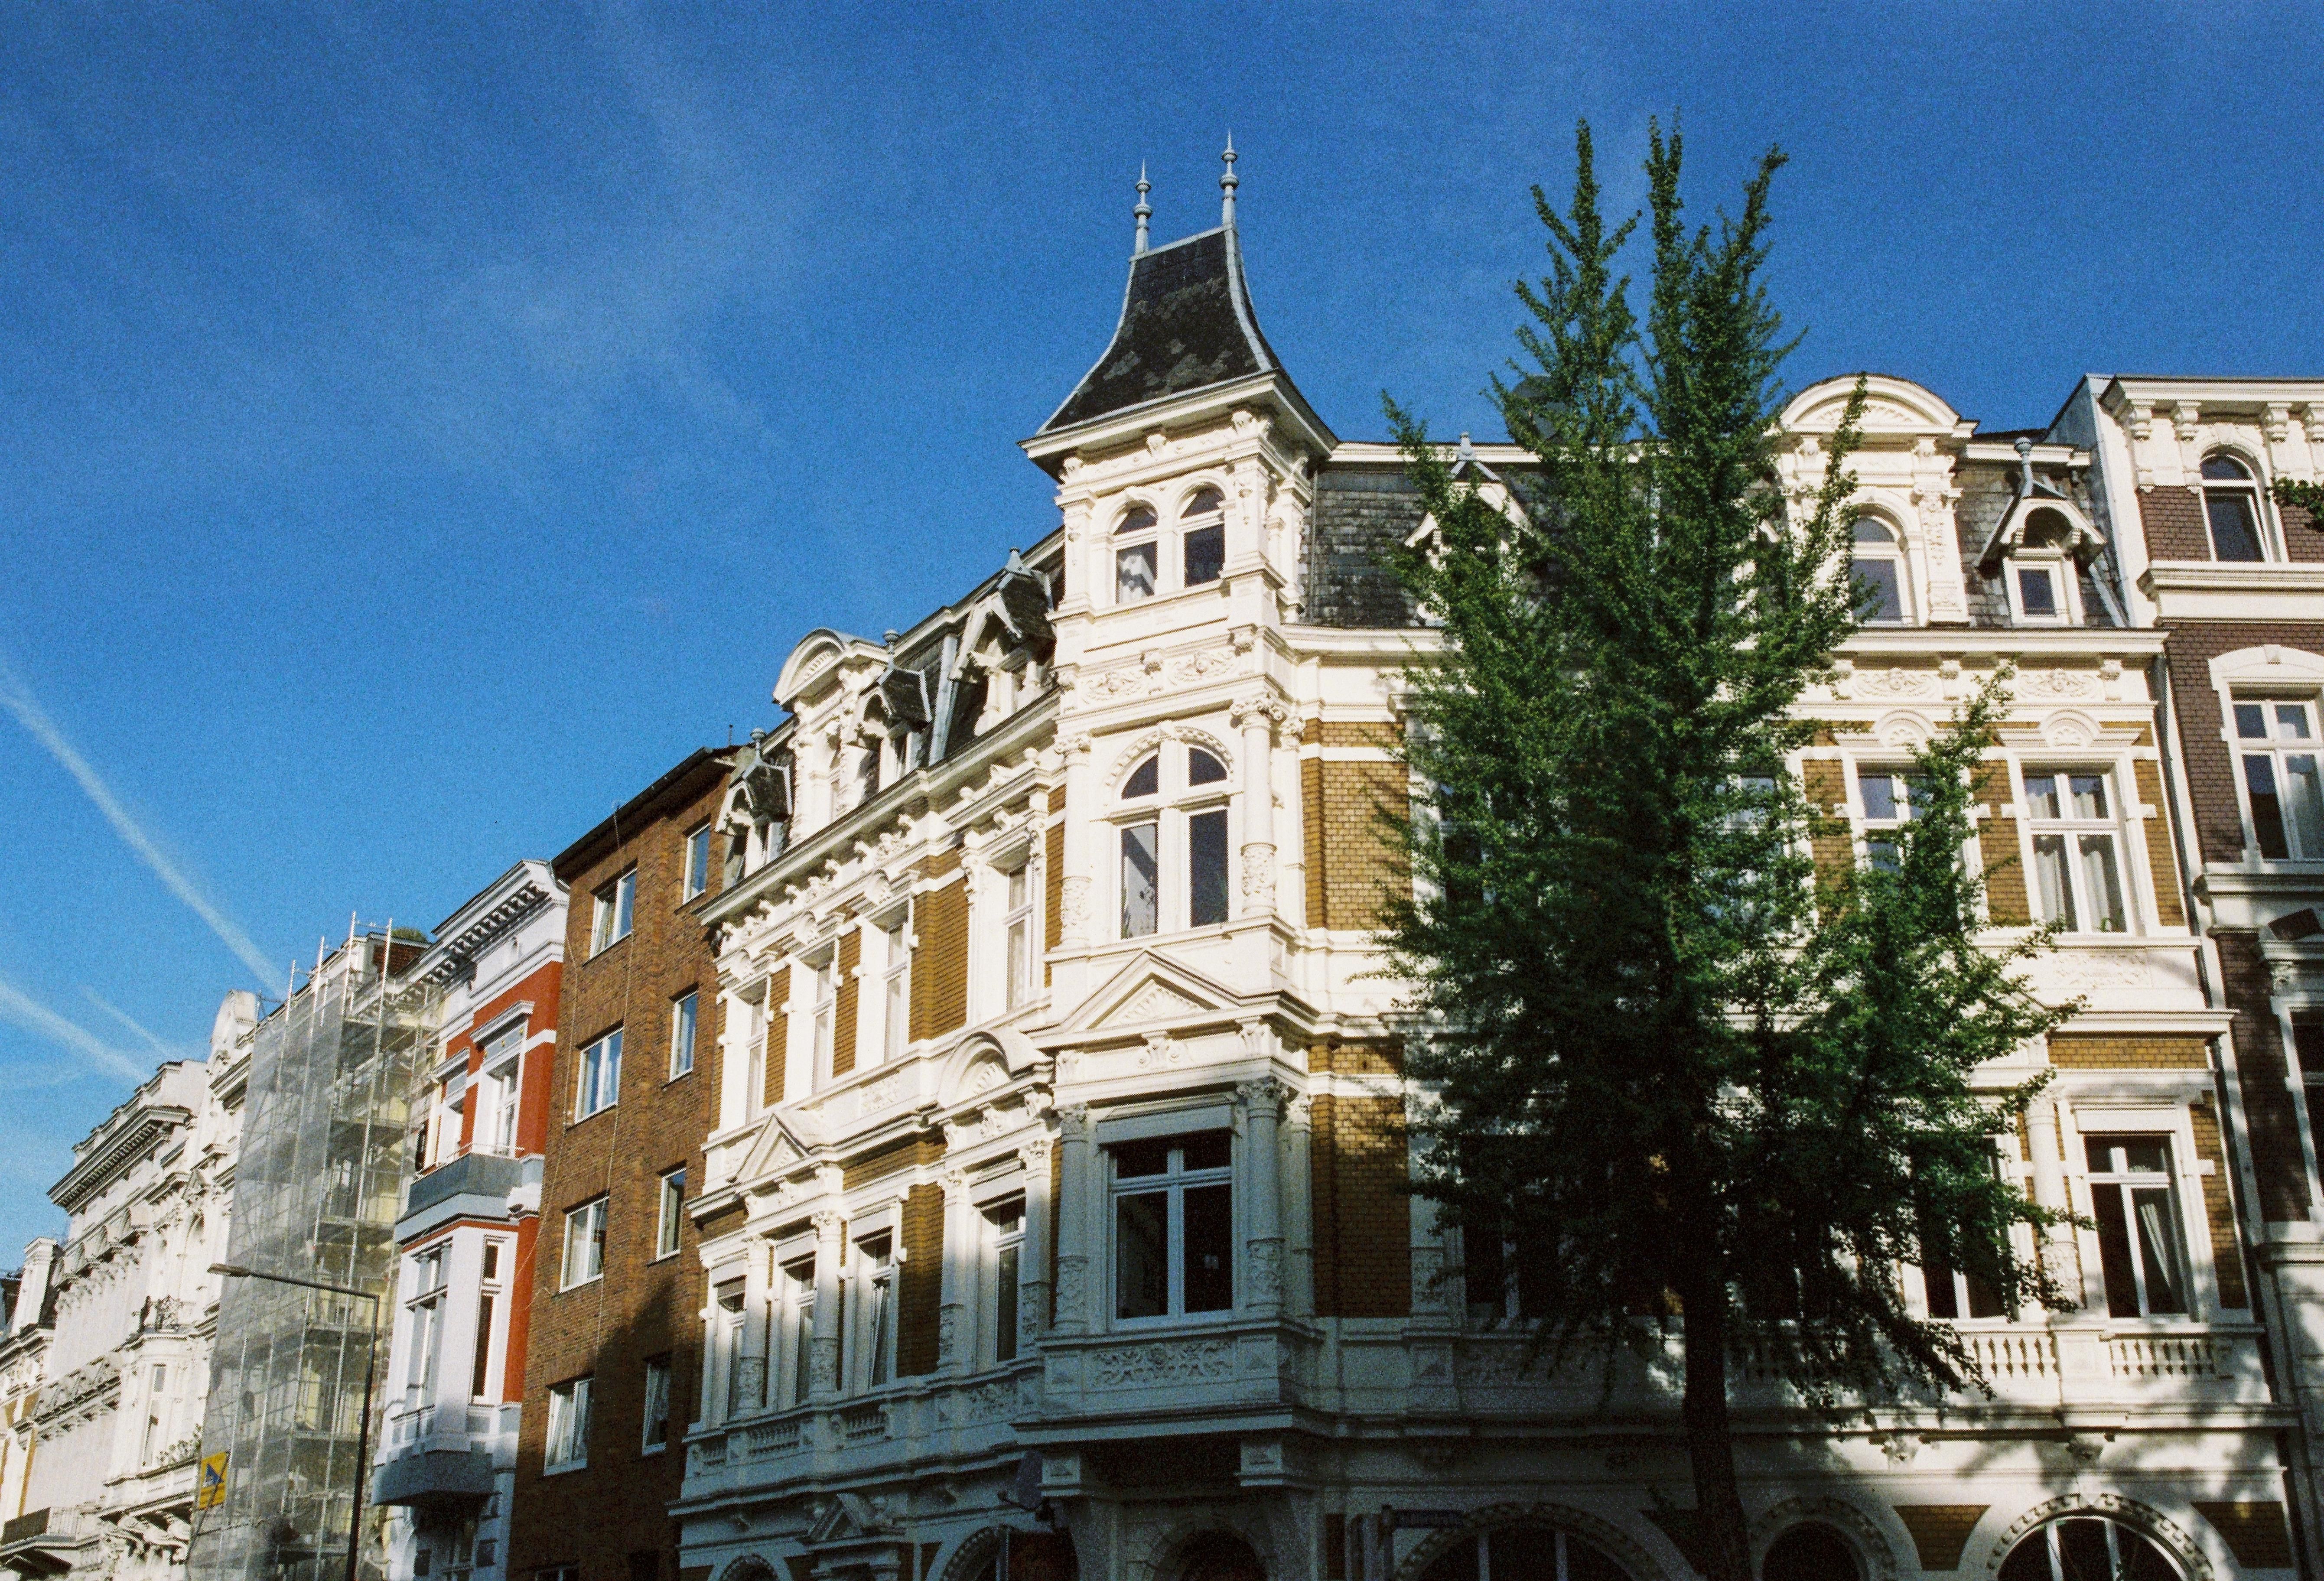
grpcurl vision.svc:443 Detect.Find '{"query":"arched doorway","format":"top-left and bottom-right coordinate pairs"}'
top-left (1997, 1516), bottom-right (2181, 1581)
top-left (1762, 1523), bottom-right (1862, 1581)
top-left (1417, 1523), bottom-right (1632, 1581)
top-left (1177, 1531), bottom-right (1265, 1581)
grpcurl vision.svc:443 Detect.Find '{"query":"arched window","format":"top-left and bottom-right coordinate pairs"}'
top-left (1997, 1515), bottom-right (2182, 1581)
top-left (1116, 504), bottom-right (1160, 603)
top-left (1762, 1523), bottom-right (1862, 1581)
top-left (1182, 486), bottom-right (1227, 588)
top-left (1419, 1524), bottom-right (1631, 1581)
top-left (1849, 515), bottom-right (1909, 624)
top-left (1116, 744), bottom-right (1232, 938)
top-left (1176, 1532), bottom-right (1264, 1581)
top-left (2200, 453), bottom-right (2268, 563)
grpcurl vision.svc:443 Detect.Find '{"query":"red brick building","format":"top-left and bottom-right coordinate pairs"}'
top-left (509, 749), bottom-right (734, 1581)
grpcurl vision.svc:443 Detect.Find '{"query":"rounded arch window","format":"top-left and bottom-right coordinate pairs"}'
top-left (1182, 487), bottom-right (1227, 588)
top-left (1419, 1524), bottom-right (1632, 1581)
top-left (1116, 742), bottom-right (1234, 939)
top-left (1761, 1523), bottom-right (1862, 1581)
top-left (1176, 1532), bottom-right (1264, 1581)
top-left (2199, 451), bottom-right (2268, 563)
top-left (1848, 514), bottom-right (1909, 624)
top-left (1997, 1514), bottom-right (2181, 1581)
top-left (1116, 504), bottom-right (1161, 603)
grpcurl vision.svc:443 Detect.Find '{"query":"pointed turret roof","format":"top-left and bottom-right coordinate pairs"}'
top-left (1036, 148), bottom-right (1295, 436)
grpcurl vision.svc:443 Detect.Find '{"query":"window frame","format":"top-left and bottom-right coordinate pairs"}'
top-left (1113, 502), bottom-right (1161, 605)
top-left (2231, 694), bottom-right (2324, 863)
top-left (777, 1254), bottom-right (816, 1408)
top-left (1002, 858), bottom-right (1036, 1012)
top-left (1107, 1131), bottom-right (1236, 1327)
top-left (573, 1028), bottom-right (623, 1121)
top-left (2199, 451), bottom-right (2273, 563)
top-left (668, 991), bottom-right (699, 1080)
top-left (682, 823), bottom-right (712, 901)
top-left (561, 1197), bottom-right (609, 1290)
top-left (590, 868), bottom-right (637, 956)
top-left (476, 1025), bottom-right (523, 1156)
top-left (809, 953), bottom-right (839, 1083)
top-left (981, 1196), bottom-right (1026, 1368)
top-left (846, 1235), bottom-right (896, 1392)
top-left (471, 1239), bottom-right (507, 1400)
top-left (2018, 764), bottom-right (2135, 934)
top-left (639, 1354), bottom-right (672, 1455)
top-left (544, 1375), bottom-right (592, 1472)
top-left (1847, 762), bottom-right (1932, 873)
top-left (1111, 742), bottom-right (1237, 940)
top-left (655, 1167), bottom-right (686, 1262)
top-left (1180, 485), bottom-right (1227, 589)
top-left (878, 911), bottom-right (912, 1064)
top-left (1847, 512), bottom-right (1913, 625)
top-left (2080, 1132), bottom-right (2195, 1320)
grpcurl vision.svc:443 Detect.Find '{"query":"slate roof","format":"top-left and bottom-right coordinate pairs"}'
top-left (1040, 225), bottom-right (1283, 434)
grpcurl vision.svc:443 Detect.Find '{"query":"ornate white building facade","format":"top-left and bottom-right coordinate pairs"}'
top-left (640, 160), bottom-right (2314, 1581)
top-left (0, 994), bottom-right (252, 1581)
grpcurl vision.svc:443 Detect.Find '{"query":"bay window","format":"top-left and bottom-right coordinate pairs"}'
top-left (1111, 1131), bottom-right (1233, 1321)
top-left (2235, 698), bottom-right (2324, 860)
top-left (2022, 770), bottom-right (2129, 932)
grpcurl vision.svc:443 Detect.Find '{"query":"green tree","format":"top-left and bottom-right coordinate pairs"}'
top-left (1383, 122), bottom-right (2075, 1581)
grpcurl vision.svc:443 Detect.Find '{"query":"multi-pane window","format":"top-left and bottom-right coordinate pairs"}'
top-left (1182, 486), bottom-right (1227, 587)
top-left (562, 1197), bottom-right (608, 1289)
top-left (779, 1257), bottom-right (816, 1406)
top-left (2022, 771), bottom-right (2129, 933)
top-left (407, 1248), bottom-right (447, 1389)
top-left (683, 823), bottom-right (712, 900)
top-left (2084, 1135), bottom-right (2190, 1318)
top-left (882, 918), bottom-right (911, 1063)
top-left (1117, 747), bottom-right (1233, 938)
top-left (544, 1376), bottom-right (592, 1470)
top-left (848, 1239), bottom-right (894, 1390)
top-left (714, 1282), bottom-right (750, 1416)
top-left (478, 1027), bottom-right (521, 1155)
top-left (1111, 1132), bottom-right (1234, 1321)
top-left (810, 959), bottom-right (838, 1078)
top-left (1115, 504), bottom-right (1159, 604)
top-left (1998, 1517), bottom-right (2183, 1581)
top-left (656, 1168), bottom-right (686, 1261)
top-left (1854, 769), bottom-right (1930, 872)
top-left (669, 992), bottom-right (698, 1079)
top-left (471, 1243), bottom-right (504, 1399)
top-left (640, 1355), bottom-right (672, 1454)
top-left (574, 1029), bottom-right (622, 1119)
top-left (2200, 453), bottom-right (2268, 562)
top-left (1003, 862), bottom-right (1035, 1010)
top-left (1849, 515), bottom-right (1909, 624)
top-left (591, 869), bottom-right (636, 956)
top-left (983, 1201), bottom-right (1024, 1366)
top-left (2235, 699), bottom-right (2324, 860)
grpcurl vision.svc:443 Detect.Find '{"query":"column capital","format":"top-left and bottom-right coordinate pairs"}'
top-left (1236, 1076), bottom-right (1292, 1122)
top-left (1057, 1103), bottom-right (1093, 1143)
top-left (1230, 693), bottom-right (1291, 734)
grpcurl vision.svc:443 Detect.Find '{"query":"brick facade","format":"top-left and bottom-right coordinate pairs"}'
top-left (2187, 1100), bottom-right (2249, 1309)
top-left (829, 929), bottom-right (861, 1079)
top-left (2215, 930), bottom-right (2314, 1223)
top-left (2138, 487), bottom-right (2212, 563)
top-left (2131, 758), bottom-right (2187, 927)
top-left (1308, 1038), bottom-right (1410, 1320)
top-left (2044, 1034), bottom-right (2210, 1069)
top-left (511, 751), bottom-right (732, 1581)
top-left (2157, 621), bottom-right (2324, 864)
top-left (1300, 722), bottom-right (1407, 934)
top-left (762, 966), bottom-right (790, 1109)
top-left (910, 855), bottom-right (968, 1043)
top-left (895, 1182), bottom-right (943, 1376)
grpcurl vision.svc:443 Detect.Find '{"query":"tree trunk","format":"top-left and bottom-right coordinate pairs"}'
top-left (1679, 1272), bottom-right (1753, 1581)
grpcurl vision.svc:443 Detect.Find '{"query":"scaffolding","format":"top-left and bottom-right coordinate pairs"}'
top-left (193, 925), bottom-right (438, 1581)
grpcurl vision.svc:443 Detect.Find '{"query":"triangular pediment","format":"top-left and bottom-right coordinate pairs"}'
top-left (734, 1109), bottom-right (817, 1187)
top-left (1059, 950), bottom-right (1247, 1037)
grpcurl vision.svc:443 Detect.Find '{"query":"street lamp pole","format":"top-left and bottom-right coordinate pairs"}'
top-left (211, 1262), bottom-right (383, 1581)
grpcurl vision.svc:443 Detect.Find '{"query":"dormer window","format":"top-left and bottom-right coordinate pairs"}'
top-left (1182, 487), bottom-right (1226, 587)
top-left (2201, 453), bottom-right (2268, 562)
top-left (1116, 506), bottom-right (1159, 603)
top-left (2005, 509), bottom-right (2081, 627)
top-left (1849, 515), bottom-right (1910, 624)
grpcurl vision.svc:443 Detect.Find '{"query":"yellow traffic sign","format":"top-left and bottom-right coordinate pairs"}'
top-left (196, 1452), bottom-right (228, 1509)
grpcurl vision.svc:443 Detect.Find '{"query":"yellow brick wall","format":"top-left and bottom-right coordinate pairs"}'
top-left (911, 854), bottom-right (968, 1042)
top-left (1802, 758), bottom-right (1852, 911)
top-left (2133, 759), bottom-right (2187, 928)
top-left (2046, 1034), bottom-right (2210, 1069)
top-left (897, 1181), bottom-right (944, 1375)
top-left (1318, 760), bottom-right (1407, 931)
top-left (1892, 1506), bottom-right (1987, 1571)
top-left (1302, 749), bottom-right (1326, 925)
top-left (841, 1133), bottom-right (945, 1192)
top-left (2187, 1101), bottom-right (2249, 1309)
top-left (1309, 1059), bottom-right (1410, 1318)
top-left (1044, 821), bottom-right (1063, 984)
top-left (830, 928), bottom-right (862, 1078)
top-left (762, 965), bottom-right (790, 1109)
top-left (1971, 762), bottom-right (2030, 925)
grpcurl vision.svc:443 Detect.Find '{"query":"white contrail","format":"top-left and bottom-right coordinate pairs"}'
top-left (0, 976), bottom-right (146, 1082)
top-left (81, 988), bottom-right (175, 1056)
top-left (0, 661), bottom-right (281, 992)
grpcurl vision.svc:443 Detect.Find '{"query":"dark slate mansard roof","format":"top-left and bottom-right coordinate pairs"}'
top-left (1040, 226), bottom-right (1284, 434)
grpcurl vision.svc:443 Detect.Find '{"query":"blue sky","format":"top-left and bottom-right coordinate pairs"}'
top-left (1, 3), bottom-right (2317, 1254)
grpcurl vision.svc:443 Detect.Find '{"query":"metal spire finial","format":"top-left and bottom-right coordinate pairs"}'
top-left (1220, 135), bottom-right (1239, 228)
top-left (1134, 162), bottom-right (1152, 254)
